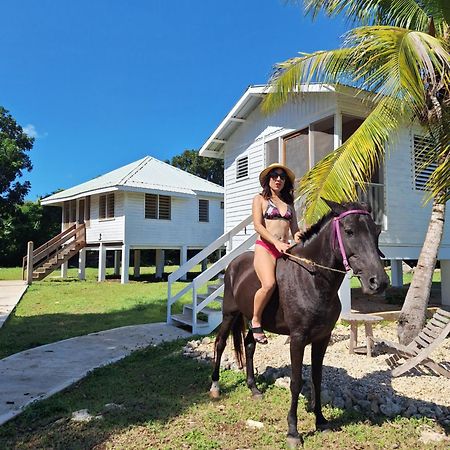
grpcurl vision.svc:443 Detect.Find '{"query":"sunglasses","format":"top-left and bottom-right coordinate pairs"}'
top-left (269, 171), bottom-right (286, 180)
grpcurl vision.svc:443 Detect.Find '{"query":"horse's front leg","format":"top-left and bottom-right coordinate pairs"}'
top-left (287, 333), bottom-right (306, 447)
top-left (244, 331), bottom-right (263, 398)
top-left (311, 336), bottom-right (331, 428)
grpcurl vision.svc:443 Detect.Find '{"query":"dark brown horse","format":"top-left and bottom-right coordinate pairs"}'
top-left (210, 200), bottom-right (389, 447)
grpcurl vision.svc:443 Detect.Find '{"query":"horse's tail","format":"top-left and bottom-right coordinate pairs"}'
top-left (232, 313), bottom-right (246, 370)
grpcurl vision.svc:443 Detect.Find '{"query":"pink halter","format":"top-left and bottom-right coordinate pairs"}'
top-left (332, 210), bottom-right (371, 272)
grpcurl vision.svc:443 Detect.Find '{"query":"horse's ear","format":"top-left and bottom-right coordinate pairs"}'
top-left (321, 198), bottom-right (345, 216)
top-left (360, 201), bottom-right (372, 214)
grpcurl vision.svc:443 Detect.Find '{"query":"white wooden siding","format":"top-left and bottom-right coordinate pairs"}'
top-left (223, 93), bottom-right (450, 254)
top-left (123, 192), bottom-right (223, 248)
top-left (86, 192), bottom-right (125, 243)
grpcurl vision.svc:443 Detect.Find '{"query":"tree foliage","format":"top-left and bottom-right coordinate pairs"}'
top-left (167, 149), bottom-right (224, 186)
top-left (0, 106), bottom-right (34, 217)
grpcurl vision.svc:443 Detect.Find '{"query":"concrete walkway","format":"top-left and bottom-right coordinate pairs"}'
top-left (0, 323), bottom-right (191, 425)
top-left (0, 280), bottom-right (28, 328)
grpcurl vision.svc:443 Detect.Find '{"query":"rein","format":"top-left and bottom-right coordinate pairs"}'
top-left (286, 209), bottom-right (371, 275)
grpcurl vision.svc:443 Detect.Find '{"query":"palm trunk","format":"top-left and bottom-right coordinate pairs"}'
top-left (397, 198), bottom-right (446, 345)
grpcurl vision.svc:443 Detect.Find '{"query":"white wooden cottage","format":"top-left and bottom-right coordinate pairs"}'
top-left (36, 156), bottom-right (224, 283)
top-left (166, 83), bottom-right (450, 334)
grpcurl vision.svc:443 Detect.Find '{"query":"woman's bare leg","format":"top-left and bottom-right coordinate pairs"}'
top-left (252, 245), bottom-right (276, 341)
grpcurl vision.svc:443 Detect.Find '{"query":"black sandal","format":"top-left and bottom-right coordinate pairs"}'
top-left (249, 323), bottom-right (268, 345)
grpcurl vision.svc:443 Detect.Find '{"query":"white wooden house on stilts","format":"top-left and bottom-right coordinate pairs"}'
top-left (32, 156), bottom-right (223, 284)
top-left (167, 84), bottom-right (450, 334)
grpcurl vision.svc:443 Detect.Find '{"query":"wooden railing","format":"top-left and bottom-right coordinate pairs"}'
top-left (23, 223), bottom-right (86, 282)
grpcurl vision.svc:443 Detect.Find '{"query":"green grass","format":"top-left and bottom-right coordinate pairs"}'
top-left (0, 266), bottom-right (209, 359)
top-left (0, 340), bottom-right (447, 449)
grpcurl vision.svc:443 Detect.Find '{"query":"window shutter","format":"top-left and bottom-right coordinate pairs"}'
top-left (145, 194), bottom-right (158, 219)
top-left (63, 201), bottom-right (70, 224)
top-left (159, 195), bottom-right (171, 220)
top-left (199, 199), bottom-right (209, 222)
top-left (99, 195), bottom-right (106, 219)
top-left (413, 135), bottom-right (437, 191)
top-left (107, 194), bottom-right (115, 218)
top-left (85, 196), bottom-right (91, 221)
top-left (70, 200), bottom-right (77, 223)
top-left (236, 156), bottom-right (249, 180)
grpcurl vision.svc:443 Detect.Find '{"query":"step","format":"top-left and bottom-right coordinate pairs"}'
top-left (197, 293), bottom-right (223, 305)
top-left (183, 304), bottom-right (222, 316)
top-left (171, 313), bottom-right (210, 328)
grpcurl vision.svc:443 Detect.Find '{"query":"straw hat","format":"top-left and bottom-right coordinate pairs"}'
top-left (259, 163), bottom-right (295, 186)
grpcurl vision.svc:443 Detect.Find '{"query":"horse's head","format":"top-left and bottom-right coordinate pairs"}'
top-left (324, 199), bottom-right (389, 295)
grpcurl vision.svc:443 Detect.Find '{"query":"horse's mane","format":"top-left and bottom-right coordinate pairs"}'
top-left (300, 201), bottom-right (369, 246)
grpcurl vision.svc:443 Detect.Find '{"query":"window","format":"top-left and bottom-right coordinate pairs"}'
top-left (145, 194), bottom-right (171, 220)
top-left (283, 128), bottom-right (308, 180)
top-left (199, 199), bottom-right (209, 222)
top-left (413, 135), bottom-right (437, 191)
top-left (99, 193), bottom-right (115, 219)
top-left (220, 201), bottom-right (224, 209)
top-left (236, 156), bottom-right (248, 180)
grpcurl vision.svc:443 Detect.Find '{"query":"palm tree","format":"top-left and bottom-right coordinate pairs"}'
top-left (263, 0), bottom-right (450, 344)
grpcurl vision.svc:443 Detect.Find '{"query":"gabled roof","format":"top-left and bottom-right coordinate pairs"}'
top-left (41, 156), bottom-right (224, 205)
top-left (199, 83), bottom-right (367, 159)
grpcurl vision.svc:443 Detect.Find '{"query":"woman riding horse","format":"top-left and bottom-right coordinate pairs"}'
top-left (251, 163), bottom-right (303, 344)
top-left (210, 197), bottom-right (389, 447)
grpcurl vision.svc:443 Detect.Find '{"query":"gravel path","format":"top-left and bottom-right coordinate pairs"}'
top-left (184, 323), bottom-right (450, 423)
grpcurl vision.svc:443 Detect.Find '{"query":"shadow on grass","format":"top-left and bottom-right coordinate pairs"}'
top-left (0, 339), bottom-right (240, 449)
top-left (0, 301), bottom-right (185, 359)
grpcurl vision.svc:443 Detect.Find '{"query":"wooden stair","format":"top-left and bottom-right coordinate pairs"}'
top-left (23, 224), bottom-right (86, 282)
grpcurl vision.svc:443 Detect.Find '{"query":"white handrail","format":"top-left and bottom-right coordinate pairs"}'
top-left (168, 214), bottom-right (253, 283)
top-left (167, 213), bottom-right (256, 330)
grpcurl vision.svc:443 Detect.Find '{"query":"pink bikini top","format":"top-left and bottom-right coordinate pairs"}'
top-left (263, 198), bottom-right (293, 221)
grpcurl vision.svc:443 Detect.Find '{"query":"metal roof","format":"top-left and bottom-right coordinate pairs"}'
top-left (41, 156), bottom-right (224, 205)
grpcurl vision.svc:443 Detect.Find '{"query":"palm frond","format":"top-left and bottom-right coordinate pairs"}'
top-left (301, 0), bottom-right (449, 35)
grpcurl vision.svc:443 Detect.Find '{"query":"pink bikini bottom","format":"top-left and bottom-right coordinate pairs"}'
top-left (255, 239), bottom-right (283, 259)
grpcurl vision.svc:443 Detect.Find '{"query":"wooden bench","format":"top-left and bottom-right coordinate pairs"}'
top-left (340, 313), bottom-right (384, 357)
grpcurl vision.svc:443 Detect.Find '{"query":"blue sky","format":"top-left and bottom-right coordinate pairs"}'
top-left (1, 0), bottom-right (349, 200)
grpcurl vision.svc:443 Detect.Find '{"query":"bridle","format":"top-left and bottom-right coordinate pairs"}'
top-left (332, 209), bottom-right (370, 272)
top-left (286, 209), bottom-right (371, 275)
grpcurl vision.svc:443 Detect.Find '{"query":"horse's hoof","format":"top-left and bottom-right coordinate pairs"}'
top-left (209, 389), bottom-right (220, 400)
top-left (286, 435), bottom-right (303, 448)
top-left (251, 391), bottom-right (264, 400)
top-left (316, 415), bottom-right (329, 429)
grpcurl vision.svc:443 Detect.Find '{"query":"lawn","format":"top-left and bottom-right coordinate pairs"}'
top-left (0, 266), bottom-right (447, 448)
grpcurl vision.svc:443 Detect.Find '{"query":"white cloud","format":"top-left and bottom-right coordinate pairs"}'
top-left (23, 124), bottom-right (47, 139)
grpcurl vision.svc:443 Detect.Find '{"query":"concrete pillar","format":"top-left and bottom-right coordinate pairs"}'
top-left (391, 259), bottom-right (403, 287)
top-left (114, 250), bottom-right (120, 276)
top-left (180, 245), bottom-right (188, 281)
top-left (78, 248), bottom-right (86, 281)
top-left (61, 261), bottom-right (68, 279)
top-left (121, 244), bottom-right (130, 284)
top-left (133, 249), bottom-right (141, 278)
top-left (441, 260), bottom-right (450, 307)
top-left (155, 249), bottom-right (165, 279)
top-left (339, 274), bottom-right (352, 314)
top-left (201, 258), bottom-right (207, 272)
top-left (98, 244), bottom-right (106, 282)
top-left (334, 110), bottom-right (342, 149)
